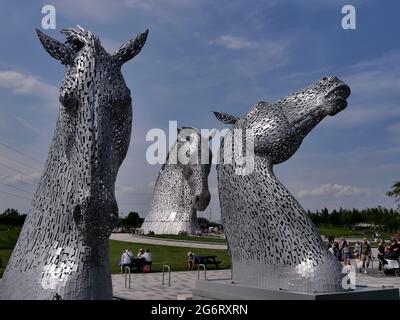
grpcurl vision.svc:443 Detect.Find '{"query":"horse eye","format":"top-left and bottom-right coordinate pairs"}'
top-left (60, 93), bottom-right (79, 112)
top-left (186, 136), bottom-right (191, 141)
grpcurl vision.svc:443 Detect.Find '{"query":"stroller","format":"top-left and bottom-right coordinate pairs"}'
top-left (382, 256), bottom-right (400, 277)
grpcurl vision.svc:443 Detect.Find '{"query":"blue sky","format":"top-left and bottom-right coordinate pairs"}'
top-left (0, 0), bottom-right (399, 220)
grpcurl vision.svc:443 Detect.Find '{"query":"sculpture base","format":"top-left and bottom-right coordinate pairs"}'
top-left (192, 279), bottom-right (399, 300)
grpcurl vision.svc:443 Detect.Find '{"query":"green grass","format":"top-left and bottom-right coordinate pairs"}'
top-left (0, 249), bottom-right (13, 278)
top-left (141, 234), bottom-right (227, 244)
top-left (316, 225), bottom-right (394, 239)
top-left (316, 226), bottom-right (366, 238)
top-left (0, 225), bottom-right (21, 250)
top-left (0, 224), bottom-right (231, 277)
top-left (109, 240), bottom-right (230, 274)
top-left (0, 225), bottom-right (21, 277)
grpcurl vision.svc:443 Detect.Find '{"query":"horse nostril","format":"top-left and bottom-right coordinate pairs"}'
top-left (195, 195), bottom-right (200, 203)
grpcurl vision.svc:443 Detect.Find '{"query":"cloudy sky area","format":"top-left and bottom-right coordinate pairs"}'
top-left (0, 0), bottom-right (399, 221)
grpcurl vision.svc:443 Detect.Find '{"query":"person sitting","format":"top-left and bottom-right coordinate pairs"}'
top-left (390, 239), bottom-right (400, 259)
top-left (120, 249), bottom-right (133, 273)
top-left (187, 251), bottom-right (195, 270)
top-left (137, 248), bottom-right (144, 258)
top-left (142, 249), bottom-right (152, 262)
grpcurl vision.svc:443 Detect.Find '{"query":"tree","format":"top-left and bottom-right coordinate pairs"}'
top-left (2, 208), bottom-right (20, 216)
top-left (125, 211), bottom-right (140, 227)
top-left (0, 208), bottom-right (26, 226)
top-left (387, 181), bottom-right (400, 207)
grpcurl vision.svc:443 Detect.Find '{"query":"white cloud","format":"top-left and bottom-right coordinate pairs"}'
top-left (212, 35), bottom-right (255, 50)
top-left (326, 102), bottom-right (400, 128)
top-left (116, 180), bottom-right (155, 196)
top-left (211, 35), bottom-right (289, 55)
top-left (1, 172), bottom-right (41, 185)
top-left (325, 51), bottom-right (400, 128)
top-left (0, 70), bottom-right (57, 103)
top-left (297, 183), bottom-right (373, 199)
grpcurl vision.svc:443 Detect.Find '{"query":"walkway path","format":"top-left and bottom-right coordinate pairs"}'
top-left (110, 233), bottom-right (228, 250)
top-left (113, 269), bottom-right (231, 300)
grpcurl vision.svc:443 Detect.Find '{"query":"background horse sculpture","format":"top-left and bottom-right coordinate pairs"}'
top-left (141, 128), bottom-right (214, 235)
top-left (214, 76), bottom-right (351, 293)
top-left (0, 26), bottom-right (148, 299)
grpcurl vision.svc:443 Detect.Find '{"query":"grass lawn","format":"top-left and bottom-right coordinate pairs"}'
top-left (316, 226), bottom-right (393, 239)
top-left (141, 234), bottom-right (227, 244)
top-left (0, 225), bottom-right (21, 277)
top-left (109, 240), bottom-right (230, 274)
top-left (0, 224), bottom-right (231, 277)
top-left (317, 226), bottom-right (366, 238)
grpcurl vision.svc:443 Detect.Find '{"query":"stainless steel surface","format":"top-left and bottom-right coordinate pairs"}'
top-left (0, 26), bottom-right (148, 300)
top-left (214, 77), bottom-right (351, 293)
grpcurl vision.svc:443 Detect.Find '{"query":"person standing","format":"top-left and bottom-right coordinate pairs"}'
top-left (360, 239), bottom-right (371, 274)
top-left (342, 240), bottom-right (351, 266)
top-left (377, 240), bottom-right (386, 275)
top-left (120, 249), bottom-right (133, 273)
top-left (353, 241), bottom-right (361, 259)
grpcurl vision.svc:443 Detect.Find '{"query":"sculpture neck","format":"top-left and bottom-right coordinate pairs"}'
top-left (0, 120), bottom-right (113, 299)
top-left (153, 165), bottom-right (192, 212)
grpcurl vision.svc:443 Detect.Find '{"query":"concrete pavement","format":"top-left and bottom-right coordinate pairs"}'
top-left (110, 233), bottom-right (228, 250)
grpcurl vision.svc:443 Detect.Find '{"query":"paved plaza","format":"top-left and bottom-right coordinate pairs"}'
top-left (113, 268), bottom-right (400, 300)
top-left (112, 269), bottom-right (232, 300)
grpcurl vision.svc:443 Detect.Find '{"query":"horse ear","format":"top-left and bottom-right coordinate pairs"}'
top-left (36, 29), bottom-right (74, 65)
top-left (212, 111), bottom-right (239, 124)
top-left (114, 29), bottom-right (149, 65)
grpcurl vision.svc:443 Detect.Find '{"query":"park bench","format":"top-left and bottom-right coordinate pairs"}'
top-left (194, 255), bottom-right (222, 269)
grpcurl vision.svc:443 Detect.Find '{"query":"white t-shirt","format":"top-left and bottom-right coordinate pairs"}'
top-left (328, 247), bottom-right (335, 255)
top-left (142, 252), bottom-right (152, 262)
top-left (121, 251), bottom-right (133, 265)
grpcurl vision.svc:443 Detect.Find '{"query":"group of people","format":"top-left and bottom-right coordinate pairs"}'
top-left (326, 236), bottom-right (400, 274)
top-left (120, 248), bottom-right (152, 273)
top-left (377, 239), bottom-right (400, 274)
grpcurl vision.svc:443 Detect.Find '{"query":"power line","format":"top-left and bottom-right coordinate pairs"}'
top-left (0, 152), bottom-right (42, 172)
top-left (0, 141), bottom-right (43, 165)
top-left (0, 159), bottom-right (31, 175)
top-left (0, 188), bottom-right (32, 201)
top-left (0, 181), bottom-right (34, 195)
top-left (0, 174), bottom-right (36, 187)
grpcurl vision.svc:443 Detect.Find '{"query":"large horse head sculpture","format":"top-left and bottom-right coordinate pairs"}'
top-left (37, 26), bottom-right (148, 245)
